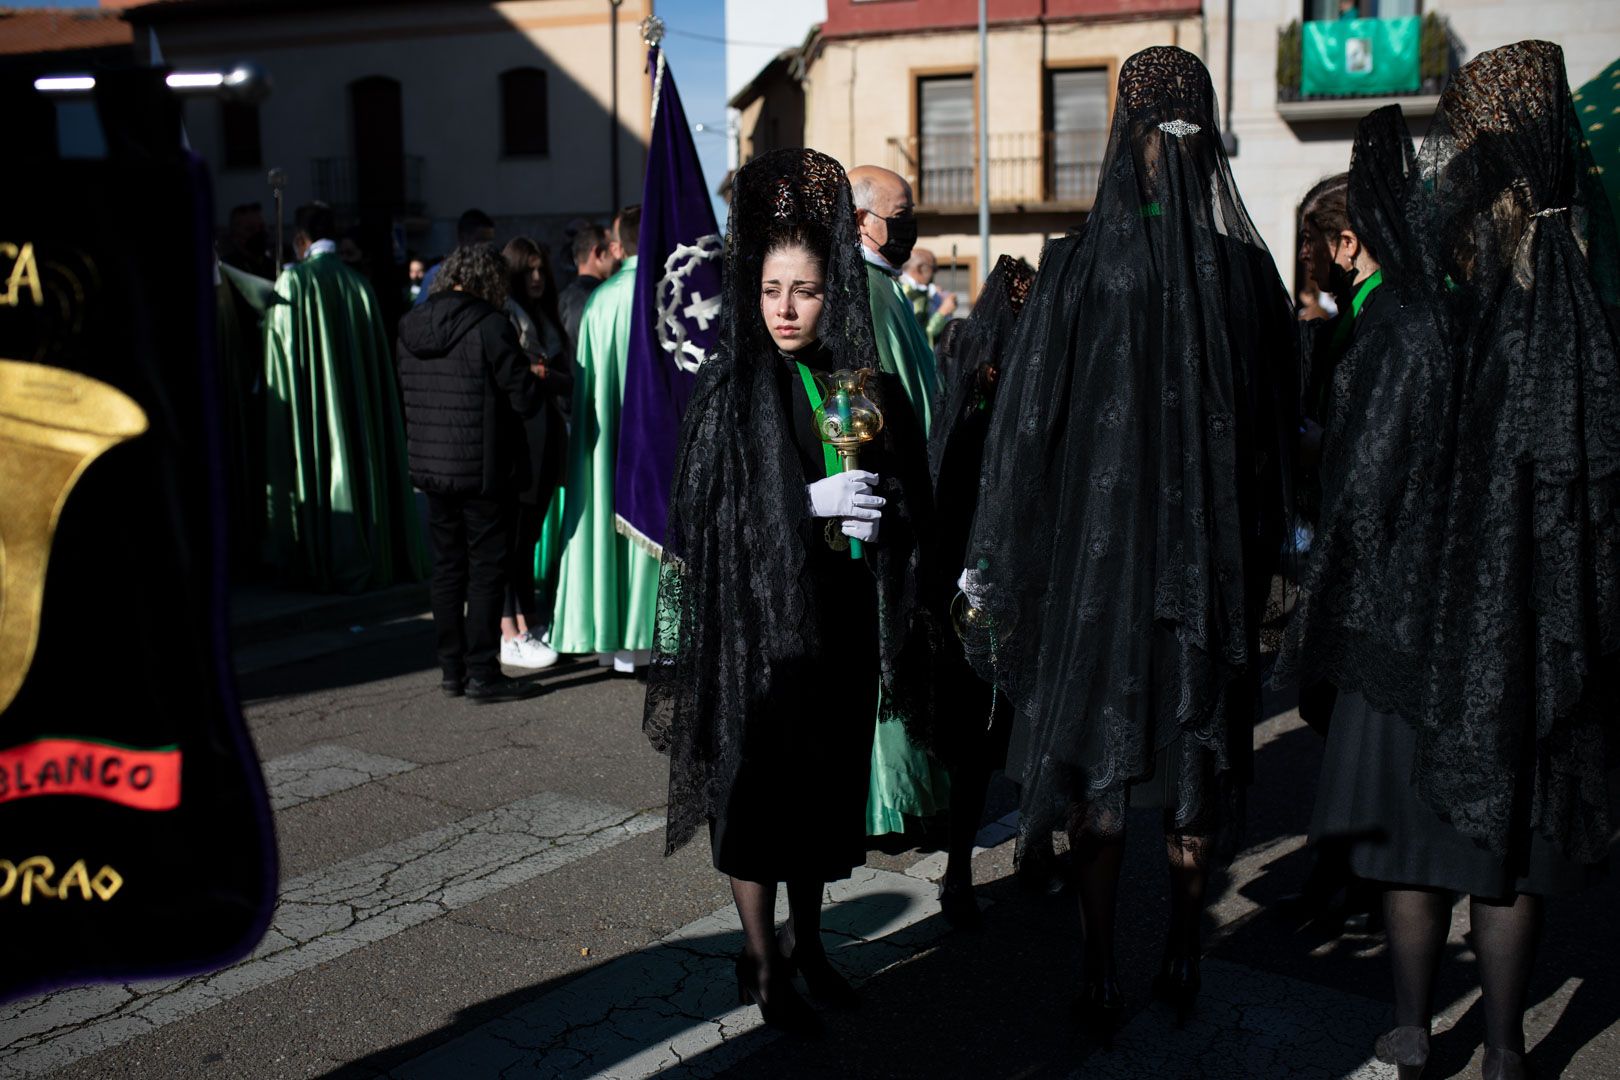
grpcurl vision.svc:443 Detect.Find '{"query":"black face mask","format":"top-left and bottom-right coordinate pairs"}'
top-left (877, 213), bottom-right (918, 268)
top-left (1323, 258), bottom-right (1358, 308)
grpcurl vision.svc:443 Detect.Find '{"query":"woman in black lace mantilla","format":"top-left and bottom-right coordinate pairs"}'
top-left (959, 46), bottom-right (1296, 1037)
top-left (641, 148), bottom-right (936, 1034)
top-left (1278, 43), bottom-right (1620, 1080)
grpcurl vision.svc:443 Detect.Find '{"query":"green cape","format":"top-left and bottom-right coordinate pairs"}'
top-left (863, 260), bottom-right (950, 833)
top-left (550, 257), bottom-right (660, 653)
top-left (262, 253), bottom-right (426, 592)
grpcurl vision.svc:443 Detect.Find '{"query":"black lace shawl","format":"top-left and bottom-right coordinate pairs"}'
top-left (925, 255), bottom-right (1036, 766)
top-left (963, 47), bottom-right (1296, 841)
top-left (1274, 106), bottom-right (1459, 710)
top-left (1403, 42), bottom-right (1617, 861)
top-left (643, 148), bottom-right (938, 857)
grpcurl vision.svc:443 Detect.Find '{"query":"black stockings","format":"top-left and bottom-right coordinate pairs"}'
top-left (1165, 833), bottom-right (1213, 963)
top-left (1385, 887), bottom-right (1452, 1031)
top-left (1068, 804), bottom-right (1214, 983)
top-left (1070, 828), bottom-right (1126, 981)
top-left (730, 876), bottom-right (828, 980)
top-left (1382, 887), bottom-right (1542, 1054)
top-left (1471, 892), bottom-right (1542, 1054)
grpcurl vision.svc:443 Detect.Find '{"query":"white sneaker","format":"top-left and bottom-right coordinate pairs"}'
top-left (517, 632), bottom-right (559, 669)
top-left (612, 649), bottom-right (636, 673)
top-left (502, 635), bottom-right (559, 670)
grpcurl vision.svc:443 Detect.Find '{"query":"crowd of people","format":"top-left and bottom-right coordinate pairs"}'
top-left (213, 35), bottom-right (1618, 1078)
top-left (643, 40), bottom-right (1618, 1080)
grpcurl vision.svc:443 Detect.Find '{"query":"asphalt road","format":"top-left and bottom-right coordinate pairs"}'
top-left (3, 621), bottom-right (1617, 1079)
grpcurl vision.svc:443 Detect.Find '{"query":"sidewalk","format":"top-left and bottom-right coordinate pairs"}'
top-left (229, 580), bottom-right (432, 676)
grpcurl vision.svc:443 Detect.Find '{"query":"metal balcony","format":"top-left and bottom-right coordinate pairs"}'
top-left (886, 131), bottom-right (1107, 212)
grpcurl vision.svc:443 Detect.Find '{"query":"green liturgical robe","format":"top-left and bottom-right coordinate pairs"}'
top-left (550, 257), bottom-right (660, 653)
top-left (262, 251), bottom-right (426, 593)
top-left (863, 259), bottom-right (950, 835)
top-left (866, 261), bottom-right (938, 436)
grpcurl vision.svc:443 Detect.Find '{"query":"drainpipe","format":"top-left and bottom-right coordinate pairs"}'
top-left (610, 0), bottom-right (623, 212)
top-left (1224, 0), bottom-right (1239, 156)
top-left (977, 0), bottom-right (990, 280)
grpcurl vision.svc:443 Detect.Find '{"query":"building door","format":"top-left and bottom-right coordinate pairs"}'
top-left (349, 76), bottom-right (405, 213)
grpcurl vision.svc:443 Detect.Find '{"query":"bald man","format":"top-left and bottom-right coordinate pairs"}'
top-left (901, 247), bottom-right (959, 347)
top-left (849, 165), bottom-right (938, 436)
top-left (845, 165), bottom-right (951, 842)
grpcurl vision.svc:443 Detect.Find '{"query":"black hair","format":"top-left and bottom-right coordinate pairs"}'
top-left (613, 204), bottom-right (642, 258)
top-left (571, 223), bottom-right (610, 266)
top-left (293, 202), bottom-right (336, 242)
top-left (457, 208), bottom-right (497, 244)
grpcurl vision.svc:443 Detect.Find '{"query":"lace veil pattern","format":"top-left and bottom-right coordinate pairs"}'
top-left (963, 47), bottom-right (1296, 847)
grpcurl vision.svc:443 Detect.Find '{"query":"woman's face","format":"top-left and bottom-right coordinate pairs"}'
top-left (524, 256), bottom-right (546, 301)
top-left (760, 245), bottom-right (825, 353)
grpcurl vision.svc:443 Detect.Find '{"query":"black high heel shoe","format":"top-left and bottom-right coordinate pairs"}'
top-left (1152, 954), bottom-right (1201, 1027)
top-left (1072, 975), bottom-right (1125, 1049)
top-left (776, 930), bottom-right (859, 1009)
top-left (1374, 1025), bottom-right (1430, 1080)
top-left (938, 880), bottom-right (984, 931)
top-left (735, 953), bottom-right (822, 1036)
top-left (1481, 1047), bottom-right (1530, 1080)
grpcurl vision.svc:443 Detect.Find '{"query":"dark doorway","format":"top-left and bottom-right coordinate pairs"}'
top-left (349, 75), bottom-right (405, 212)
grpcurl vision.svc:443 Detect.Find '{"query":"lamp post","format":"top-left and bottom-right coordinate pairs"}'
top-left (609, 0), bottom-right (624, 214)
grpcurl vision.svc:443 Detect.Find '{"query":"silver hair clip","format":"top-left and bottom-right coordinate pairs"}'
top-left (1531, 206), bottom-right (1569, 218)
top-left (1158, 119), bottom-right (1202, 137)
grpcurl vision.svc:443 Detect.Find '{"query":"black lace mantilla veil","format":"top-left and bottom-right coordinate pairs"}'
top-left (1273, 106), bottom-right (1456, 711)
top-left (643, 148), bottom-right (938, 857)
top-left (963, 47), bottom-right (1296, 848)
top-left (1393, 43), bottom-right (1616, 862)
top-left (926, 255), bottom-right (1036, 765)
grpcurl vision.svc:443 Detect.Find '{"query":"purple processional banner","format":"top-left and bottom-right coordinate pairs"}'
top-left (615, 38), bottom-right (724, 557)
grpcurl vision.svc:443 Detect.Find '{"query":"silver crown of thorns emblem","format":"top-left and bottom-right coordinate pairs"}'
top-left (657, 235), bottom-right (724, 373)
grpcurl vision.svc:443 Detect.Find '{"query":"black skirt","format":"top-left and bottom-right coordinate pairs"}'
top-left (1310, 692), bottom-right (1603, 899)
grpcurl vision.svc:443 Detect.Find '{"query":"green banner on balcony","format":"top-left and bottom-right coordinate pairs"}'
top-left (1301, 16), bottom-right (1421, 98)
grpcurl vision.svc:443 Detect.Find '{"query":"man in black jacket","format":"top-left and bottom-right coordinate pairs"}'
top-left (397, 244), bottom-right (546, 704)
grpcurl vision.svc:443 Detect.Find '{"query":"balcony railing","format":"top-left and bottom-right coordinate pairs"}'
top-left (1277, 12), bottom-right (1455, 105)
top-left (311, 155), bottom-right (426, 218)
top-left (886, 131), bottom-right (1107, 210)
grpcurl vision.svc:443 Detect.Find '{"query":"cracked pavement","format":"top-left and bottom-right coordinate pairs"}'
top-left (2, 623), bottom-right (1618, 1079)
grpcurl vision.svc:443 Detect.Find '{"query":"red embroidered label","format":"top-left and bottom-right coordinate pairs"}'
top-left (0, 739), bottom-right (181, 810)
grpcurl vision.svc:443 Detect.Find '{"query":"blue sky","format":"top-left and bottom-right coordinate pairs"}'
top-left (648, 0), bottom-right (731, 224)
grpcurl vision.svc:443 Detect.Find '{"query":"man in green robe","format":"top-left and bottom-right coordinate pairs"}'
top-left (262, 203), bottom-right (427, 593)
top-left (549, 206), bottom-right (660, 670)
top-left (850, 166), bottom-right (940, 435)
top-left (849, 165), bottom-right (951, 835)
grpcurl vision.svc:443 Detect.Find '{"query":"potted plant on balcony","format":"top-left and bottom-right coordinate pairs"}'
top-left (1277, 19), bottom-right (1303, 103)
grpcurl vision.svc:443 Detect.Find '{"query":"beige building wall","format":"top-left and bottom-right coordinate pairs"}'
top-left (139, 0), bottom-right (652, 250)
top-left (802, 16), bottom-right (1202, 293)
top-left (1206, 0), bottom-right (1620, 294)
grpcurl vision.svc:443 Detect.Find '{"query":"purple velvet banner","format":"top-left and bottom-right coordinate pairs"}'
top-left (615, 47), bottom-right (723, 556)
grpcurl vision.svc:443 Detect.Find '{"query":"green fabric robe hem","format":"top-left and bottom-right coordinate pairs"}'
top-left (550, 258), bottom-right (660, 654)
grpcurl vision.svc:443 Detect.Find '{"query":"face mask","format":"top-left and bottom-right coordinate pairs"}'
top-left (1324, 254), bottom-right (1358, 308)
top-left (877, 213), bottom-right (918, 268)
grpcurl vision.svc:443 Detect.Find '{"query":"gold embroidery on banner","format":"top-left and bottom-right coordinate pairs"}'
top-left (0, 360), bottom-right (149, 715)
top-left (0, 243), bottom-right (44, 307)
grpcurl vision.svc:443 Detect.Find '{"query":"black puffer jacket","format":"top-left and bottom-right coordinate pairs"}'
top-left (397, 293), bottom-right (543, 496)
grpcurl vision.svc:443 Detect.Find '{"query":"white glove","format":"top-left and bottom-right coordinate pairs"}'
top-left (807, 471), bottom-right (884, 521)
top-left (842, 517), bottom-right (880, 543)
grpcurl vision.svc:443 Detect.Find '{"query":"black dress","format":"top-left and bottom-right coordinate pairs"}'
top-left (707, 346), bottom-right (881, 882)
